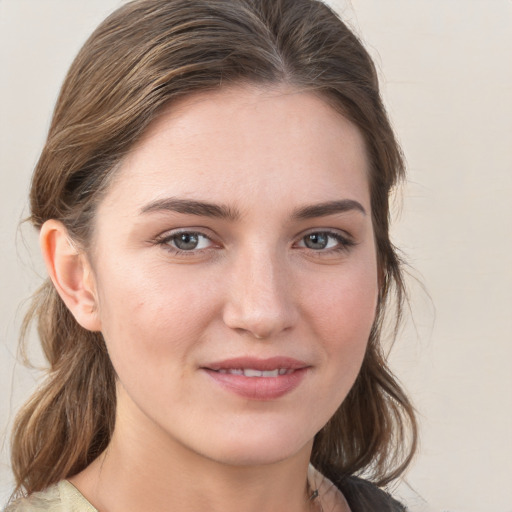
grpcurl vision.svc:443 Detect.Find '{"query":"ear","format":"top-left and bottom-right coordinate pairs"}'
top-left (40, 219), bottom-right (101, 332)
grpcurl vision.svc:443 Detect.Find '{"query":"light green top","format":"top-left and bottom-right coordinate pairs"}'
top-left (3, 481), bottom-right (97, 512)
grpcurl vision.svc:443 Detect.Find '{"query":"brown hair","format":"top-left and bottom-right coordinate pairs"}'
top-left (11, 0), bottom-right (417, 497)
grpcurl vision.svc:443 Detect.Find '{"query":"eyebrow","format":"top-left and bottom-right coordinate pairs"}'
top-left (140, 197), bottom-right (366, 221)
top-left (140, 197), bottom-right (240, 220)
top-left (293, 199), bottom-right (367, 219)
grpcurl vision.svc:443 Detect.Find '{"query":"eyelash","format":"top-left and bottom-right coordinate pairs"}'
top-left (295, 230), bottom-right (356, 254)
top-left (154, 230), bottom-right (217, 257)
top-left (154, 229), bottom-right (355, 256)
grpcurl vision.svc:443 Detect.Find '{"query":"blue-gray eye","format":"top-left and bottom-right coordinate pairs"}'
top-left (173, 233), bottom-right (199, 250)
top-left (304, 233), bottom-right (330, 250)
top-left (170, 232), bottom-right (211, 251)
top-left (298, 232), bottom-right (347, 251)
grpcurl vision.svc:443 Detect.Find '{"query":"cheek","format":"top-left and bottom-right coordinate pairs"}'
top-left (303, 258), bottom-right (379, 365)
top-left (94, 260), bottom-right (222, 372)
top-left (294, 256), bottom-right (379, 430)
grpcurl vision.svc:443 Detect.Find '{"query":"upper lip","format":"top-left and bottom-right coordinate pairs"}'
top-left (203, 356), bottom-right (309, 371)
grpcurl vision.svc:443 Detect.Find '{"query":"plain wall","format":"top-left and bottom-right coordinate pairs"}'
top-left (1, 1), bottom-right (511, 511)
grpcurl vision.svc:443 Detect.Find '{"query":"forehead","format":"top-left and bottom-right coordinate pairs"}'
top-left (103, 85), bottom-right (370, 214)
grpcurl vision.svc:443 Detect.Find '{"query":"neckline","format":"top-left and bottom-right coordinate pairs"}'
top-left (64, 468), bottom-right (351, 512)
top-left (60, 480), bottom-right (99, 511)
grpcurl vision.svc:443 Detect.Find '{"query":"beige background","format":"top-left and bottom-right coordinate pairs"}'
top-left (1, 1), bottom-right (511, 510)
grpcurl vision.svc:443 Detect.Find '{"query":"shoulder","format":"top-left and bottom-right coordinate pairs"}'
top-left (337, 476), bottom-right (407, 512)
top-left (309, 464), bottom-right (406, 512)
top-left (3, 484), bottom-right (60, 512)
top-left (3, 481), bottom-right (97, 512)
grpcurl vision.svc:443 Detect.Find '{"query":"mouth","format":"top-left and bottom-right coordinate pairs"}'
top-left (204, 356), bottom-right (308, 372)
top-left (215, 368), bottom-right (295, 377)
top-left (201, 357), bottom-right (310, 400)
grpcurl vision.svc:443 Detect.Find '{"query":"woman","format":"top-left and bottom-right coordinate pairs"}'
top-left (5, 0), bottom-right (417, 510)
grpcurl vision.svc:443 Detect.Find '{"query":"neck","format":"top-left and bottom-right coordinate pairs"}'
top-left (70, 391), bottom-right (315, 512)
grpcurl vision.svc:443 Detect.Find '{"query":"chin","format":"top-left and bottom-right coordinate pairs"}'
top-left (204, 442), bottom-right (307, 467)
top-left (191, 419), bottom-right (315, 467)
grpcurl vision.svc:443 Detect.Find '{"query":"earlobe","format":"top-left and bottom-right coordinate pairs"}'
top-left (40, 220), bottom-right (101, 332)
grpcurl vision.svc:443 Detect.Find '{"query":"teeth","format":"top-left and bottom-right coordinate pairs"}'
top-left (244, 369), bottom-right (266, 377)
top-left (217, 368), bottom-right (292, 377)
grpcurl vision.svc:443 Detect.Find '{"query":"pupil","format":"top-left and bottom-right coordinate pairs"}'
top-left (305, 233), bottom-right (328, 249)
top-left (175, 233), bottom-right (198, 250)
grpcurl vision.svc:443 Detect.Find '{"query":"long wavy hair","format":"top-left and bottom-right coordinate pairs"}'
top-left (11, 0), bottom-right (417, 497)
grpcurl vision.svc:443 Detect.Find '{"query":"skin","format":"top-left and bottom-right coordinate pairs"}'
top-left (42, 85), bottom-right (378, 512)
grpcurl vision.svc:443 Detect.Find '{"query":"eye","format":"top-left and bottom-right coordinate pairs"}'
top-left (296, 231), bottom-right (353, 252)
top-left (161, 231), bottom-right (213, 251)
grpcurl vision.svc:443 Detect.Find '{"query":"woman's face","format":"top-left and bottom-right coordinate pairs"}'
top-left (88, 85), bottom-right (378, 466)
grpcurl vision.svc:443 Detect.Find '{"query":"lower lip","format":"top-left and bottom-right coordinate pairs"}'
top-left (202, 368), bottom-right (308, 400)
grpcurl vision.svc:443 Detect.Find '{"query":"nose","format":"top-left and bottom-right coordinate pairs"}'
top-left (222, 249), bottom-right (298, 340)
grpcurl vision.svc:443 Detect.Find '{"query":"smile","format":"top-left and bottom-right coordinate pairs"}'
top-left (215, 368), bottom-right (294, 377)
top-left (202, 357), bottom-right (310, 400)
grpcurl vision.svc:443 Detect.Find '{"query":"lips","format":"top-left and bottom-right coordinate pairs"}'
top-left (205, 356), bottom-right (308, 372)
top-left (217, 368), bottom-right (293, 377)
top-left (201, 357), bottom-right (310, 400)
